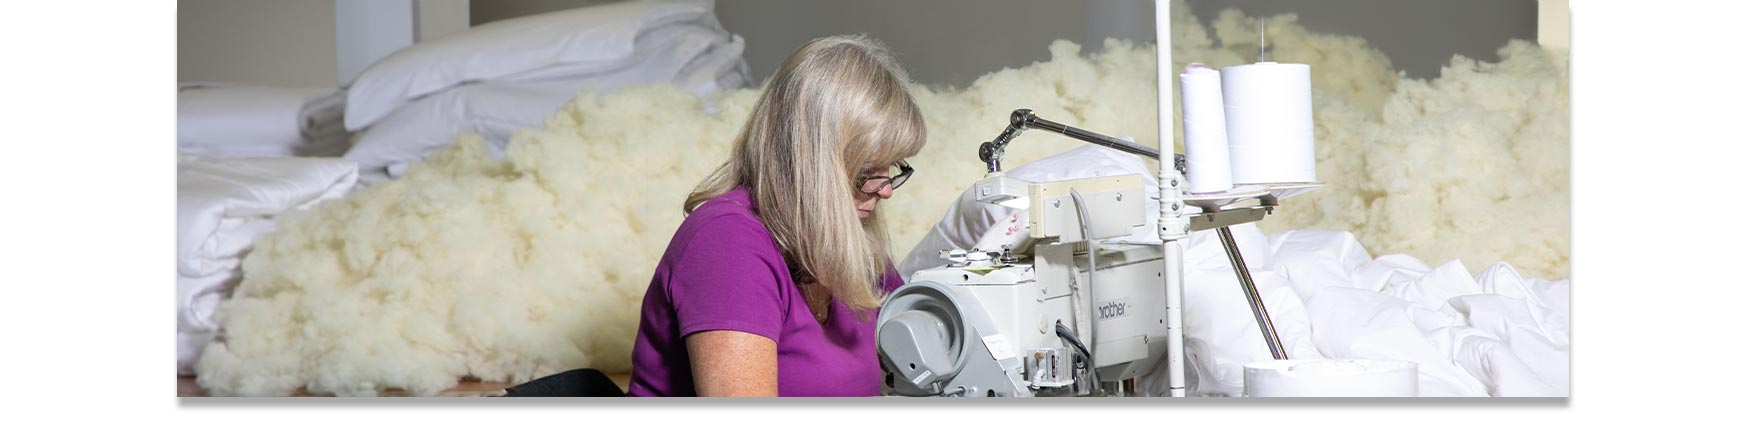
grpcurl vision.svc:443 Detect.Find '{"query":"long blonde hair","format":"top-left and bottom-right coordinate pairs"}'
top-left (684, 34), bottom-right (927, 322)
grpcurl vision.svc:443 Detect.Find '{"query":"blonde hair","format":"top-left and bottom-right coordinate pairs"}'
top-left (684, 34), bottom-right (927, 322)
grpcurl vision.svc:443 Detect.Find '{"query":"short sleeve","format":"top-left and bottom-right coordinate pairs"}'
top-left (667, 214), bottom-right (789, 343)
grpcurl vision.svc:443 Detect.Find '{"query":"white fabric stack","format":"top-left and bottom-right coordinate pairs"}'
top-left (177, 83), bottom-right (350, 157)
top-left (177, 154), bottom-right (359, 375)
top-left (341, 0), bottom-right (751, 184)
top-left (902, 148), bottom-right (1569, 397)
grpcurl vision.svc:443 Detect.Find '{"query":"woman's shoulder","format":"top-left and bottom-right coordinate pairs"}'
top-left (672, 190), bottom-right (778, 259)
top-left (688, 191), bottom-right (758, 222)
top-left (681, 209), bottom-right (771, 248)
top-left (685, 188), bottom-right (765, 232)
top-left (662, 194), bottom-right (792, 296)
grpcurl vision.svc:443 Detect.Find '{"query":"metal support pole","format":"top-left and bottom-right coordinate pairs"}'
top-left (1214, 226), bottom-right (1288, 360)
top-left (1161, 240), bottom-right (1186, 397)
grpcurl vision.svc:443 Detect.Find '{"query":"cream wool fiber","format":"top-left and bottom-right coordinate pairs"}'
top-left (197, 4), bottom-right (1568, 395)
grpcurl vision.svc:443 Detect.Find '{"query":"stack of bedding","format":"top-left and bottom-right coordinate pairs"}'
top-left (176, 154), bottom-right (359, 375)
top-left (341, 0), bottom-right (751, 184)
top-left (177, 83), bottom-right (350, 157)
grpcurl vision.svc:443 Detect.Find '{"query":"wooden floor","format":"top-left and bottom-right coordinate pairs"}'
top-left (178, 374), bottom-right (631, 397)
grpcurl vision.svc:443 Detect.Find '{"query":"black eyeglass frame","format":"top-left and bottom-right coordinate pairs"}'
top-left (855, 160), bottom-right (914, 196)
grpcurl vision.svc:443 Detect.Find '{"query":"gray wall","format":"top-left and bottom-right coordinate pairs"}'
top-left (715, 0), bottom-right (1087, 89)
top-left (179, 0), bottom-right (469, 87)
top-left (187, 0), bottom-right (1543, 88)
top-left (718, 0), bottom-right (1535, 85)
top-left (1183, 0), bottom-right (1538, 79)
top-left (470, 0), bottom-right (1089, 88)
top-left (712, 0), bottom-right (1540, 84)
top-left (470, 0), bottom-right (618, 25)
top-left (178, 0), bottom-right (339, 87)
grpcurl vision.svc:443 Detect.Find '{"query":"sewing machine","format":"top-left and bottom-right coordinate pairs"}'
top-left (875, 109), bottom-right (1319, 397)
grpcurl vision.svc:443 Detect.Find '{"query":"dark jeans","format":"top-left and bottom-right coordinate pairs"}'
top-left (501, 368), bottom-right (626, 397)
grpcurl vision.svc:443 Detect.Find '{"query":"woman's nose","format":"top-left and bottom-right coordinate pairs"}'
top-left (877, 184), bottom-right (895, 199)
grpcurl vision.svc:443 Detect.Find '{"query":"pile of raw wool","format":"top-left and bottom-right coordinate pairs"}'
top-left (1269, 40), bottom-right (1570, 279)
top-left (196, 5), bottom-right (1568, 395)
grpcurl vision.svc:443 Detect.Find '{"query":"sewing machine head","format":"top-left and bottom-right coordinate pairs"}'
top-left (878, 173), bottom-right (1168, 397)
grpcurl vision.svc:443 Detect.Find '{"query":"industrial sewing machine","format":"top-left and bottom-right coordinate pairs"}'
top-left (874, 109), bottom-right (1320, 397)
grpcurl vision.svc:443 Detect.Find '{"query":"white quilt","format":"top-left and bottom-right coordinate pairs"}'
top-left (1165, 227), bottom-right (1569, 397)
top-left (903, 148), bottom-right (1569, 396)
top-left (176, 154), bottom-right (359, 375)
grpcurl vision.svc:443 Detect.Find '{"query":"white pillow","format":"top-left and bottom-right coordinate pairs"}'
top-left (490, 4), bottom-right (733, 84)
top-left (343, 0), bottom-right (716, 131)
top-left (349, 82), bottom-right (576, 184)
top-left (346, 28), bottom-right (750, 183)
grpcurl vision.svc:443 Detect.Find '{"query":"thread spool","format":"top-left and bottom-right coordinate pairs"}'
top-left (1221, 61), bottom-right (1315, 184)
top-left (1179, 64), bottom-right (1233, 193)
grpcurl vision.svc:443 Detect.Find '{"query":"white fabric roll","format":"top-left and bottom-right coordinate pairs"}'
top-left (1222, 62), bottom-right (1315, 184)
top-left (1244, 359), bottom-right (1418, 397)
top-left (1179, 64), bottom-right (1232, 193)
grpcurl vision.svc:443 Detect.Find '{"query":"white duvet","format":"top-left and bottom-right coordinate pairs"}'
top-left (1173, 227), bottom-right (1568, 397)
top-left (176, 154), bottom-right (359, 375)
top-left (904, 147), bottom-right (1568, 396)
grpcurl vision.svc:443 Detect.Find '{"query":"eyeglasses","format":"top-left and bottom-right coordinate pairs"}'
top-left (856, 160), bottom-right (913, 195)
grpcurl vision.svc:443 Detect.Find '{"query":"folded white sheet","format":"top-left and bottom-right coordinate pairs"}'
top-left (177, 155), bottom-right (359, 375)
top-left (177, 84), bottom-right (350, 157)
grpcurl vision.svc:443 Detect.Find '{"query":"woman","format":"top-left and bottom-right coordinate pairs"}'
top-left (626, 34), bottom-right (926, 397)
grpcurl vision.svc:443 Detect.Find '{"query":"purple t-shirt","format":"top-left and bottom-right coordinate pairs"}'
top-left (627, 187), bottom-right (905, 397)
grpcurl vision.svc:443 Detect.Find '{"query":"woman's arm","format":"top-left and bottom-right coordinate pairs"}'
top-left (686, 330), bottom-right (778, 396)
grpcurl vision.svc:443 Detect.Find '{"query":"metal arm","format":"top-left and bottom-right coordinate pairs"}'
top-left (979, 109), bottom-right (1173, 173)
